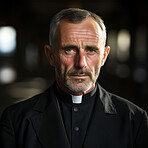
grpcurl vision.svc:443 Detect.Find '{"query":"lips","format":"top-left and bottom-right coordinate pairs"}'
top-left (73, 74), bottom-right (87, 76)
top-left (67, 69), bottom-right (92, 79)
top-left (71, 74), bottom-right (89, 78)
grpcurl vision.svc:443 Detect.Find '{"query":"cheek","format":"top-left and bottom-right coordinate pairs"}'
top-left (87, 55), bottom-right (102, 71)
top-left (59, 55), bottom-right (74, 71)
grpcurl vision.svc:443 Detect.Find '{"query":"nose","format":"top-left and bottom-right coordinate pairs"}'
top-left (75, 52), bottom-right (87, 68)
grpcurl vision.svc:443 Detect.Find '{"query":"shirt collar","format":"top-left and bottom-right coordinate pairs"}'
top-left (55, 82), bottom-right (97, 104)
top-left (71, 95), bottom-right (83, 104)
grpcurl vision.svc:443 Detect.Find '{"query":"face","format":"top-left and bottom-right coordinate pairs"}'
top-left (45, 18), bottom-right (110, 94)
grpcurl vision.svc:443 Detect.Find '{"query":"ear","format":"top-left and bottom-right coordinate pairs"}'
top-left (44, 45), bottom-right (55, 66)
top-left (101, 46), bottom-right (110, 66)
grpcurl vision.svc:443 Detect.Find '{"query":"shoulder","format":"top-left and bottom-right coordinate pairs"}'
top-left (110, 92), bottom-right (143, 113)
top-left (97, 83), bottom-right (147, 116)
top-left (1, 92), bottom-right (42, 121)
top-left (0, 83), bottom-right (54, 122)
top-left (97, 83), bottom-right (148, 134)
top-left (0, 83), bottom-right (57, 135)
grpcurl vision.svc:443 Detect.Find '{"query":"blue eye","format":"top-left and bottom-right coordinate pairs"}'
top-left (88, 49), bottom-right (95, 52)
top-left (66, 48), bottom-right (74, 52)
top-left (85, 46), bottom-right (98, 54)
top-left (64, 48), bottom-right (76, 55)
top-left (87, 49), bottom-right (97, 54)
top-left (62, 45), bottom-right (78, 54)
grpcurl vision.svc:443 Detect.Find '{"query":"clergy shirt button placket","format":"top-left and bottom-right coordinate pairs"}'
top-left (74, 126), bottom-right (80, 132)
top-left (73, 107), bottom-right (79, 112)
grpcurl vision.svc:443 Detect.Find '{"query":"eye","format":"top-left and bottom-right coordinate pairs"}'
top-left (65, 48), bottom-right (74, 53)
top-left (87, 49), bottom-right (96, 53)
top-left (86, 46), bottom-right (98, 55)
top-left (86, 48), bottom-right (97, 55)
top-left (64, 48), bottom-right (76, 55)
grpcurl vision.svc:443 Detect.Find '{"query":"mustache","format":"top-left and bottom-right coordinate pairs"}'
top-left (67, 69), bottom-right (92, 77)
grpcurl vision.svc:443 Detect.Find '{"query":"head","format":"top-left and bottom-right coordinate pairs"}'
top-left (49, 8), bottom-right (107, 49)
top-left (45, 8), bottom-right (110, 95)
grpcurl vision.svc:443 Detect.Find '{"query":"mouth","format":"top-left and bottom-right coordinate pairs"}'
top-left (71, 74), bottom-right (89, 78)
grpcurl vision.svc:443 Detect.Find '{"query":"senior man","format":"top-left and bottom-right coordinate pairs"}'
top-left (0, 8), bottom-right (148, 148)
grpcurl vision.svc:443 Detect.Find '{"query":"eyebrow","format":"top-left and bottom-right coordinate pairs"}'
top-left (85, 45), bottom-right (99, 50)
top-left (61, 45), bottom-right (78, 50)
top-left (61, 45), bottom-right (99, 50)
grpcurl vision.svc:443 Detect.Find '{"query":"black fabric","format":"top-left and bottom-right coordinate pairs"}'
top-left (55, 83), bottom-right (97, 148)
top-left (0, 82), bottom-right (148, 148)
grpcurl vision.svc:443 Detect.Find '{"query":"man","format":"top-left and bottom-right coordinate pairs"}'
top-left (0, 8), bottom-right (148, 148)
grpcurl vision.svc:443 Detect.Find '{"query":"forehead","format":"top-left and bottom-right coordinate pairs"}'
top-left (57, 18), bottom-right (103, 44)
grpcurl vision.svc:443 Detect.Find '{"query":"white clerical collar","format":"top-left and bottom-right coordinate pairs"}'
top-left (71, 95), bottom-right (83, 104)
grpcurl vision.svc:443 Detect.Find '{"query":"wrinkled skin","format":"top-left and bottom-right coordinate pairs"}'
top-left (45, 18), bottom-right (110, 95)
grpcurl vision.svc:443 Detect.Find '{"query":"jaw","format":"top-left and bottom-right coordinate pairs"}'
top-left (56, 75), bottom-right (95, 95)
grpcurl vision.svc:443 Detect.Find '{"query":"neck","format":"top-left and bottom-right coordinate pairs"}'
top-left (56, 76), bottom-right (95, 96)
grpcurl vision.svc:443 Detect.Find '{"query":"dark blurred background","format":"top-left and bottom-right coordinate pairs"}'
top-left (0, 0), bottom-right (148, 116)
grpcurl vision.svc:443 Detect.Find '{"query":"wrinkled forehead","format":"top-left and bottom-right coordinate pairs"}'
top-left (56, 18), bottom-right (104, 45)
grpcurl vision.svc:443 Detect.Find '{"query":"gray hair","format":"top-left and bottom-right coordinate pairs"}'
top-left (49, 8), bottom-right (107, 48)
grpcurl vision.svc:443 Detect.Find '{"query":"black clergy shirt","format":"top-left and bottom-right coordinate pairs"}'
top-left (54, 83), bottom-right (97, 148)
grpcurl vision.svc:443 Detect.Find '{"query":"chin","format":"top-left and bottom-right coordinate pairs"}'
top-left (66, 81), bottom-right (93, 93)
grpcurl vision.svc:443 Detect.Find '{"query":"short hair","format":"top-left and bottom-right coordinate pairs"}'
top-left (49, 8), bottom-right (106, 48)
